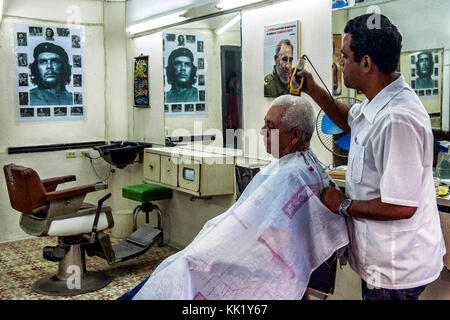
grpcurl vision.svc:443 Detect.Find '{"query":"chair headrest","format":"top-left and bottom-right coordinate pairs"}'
top-left (3, 163), bottom-right (47, 215)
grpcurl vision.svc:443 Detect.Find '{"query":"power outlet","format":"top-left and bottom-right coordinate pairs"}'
top-left (66, 151), bottom-right (77, 158)
top-left (80, 150), bottom-right (90, 157)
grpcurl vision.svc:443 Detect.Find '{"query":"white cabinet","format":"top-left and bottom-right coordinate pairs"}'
top-left (143, 146), bottom-right (234, 196)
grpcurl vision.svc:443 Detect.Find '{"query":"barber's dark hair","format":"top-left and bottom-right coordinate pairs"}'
top-left (29, 42), bottom-right (72, 89)
top-left (344, 14), bottom-right (402, 74)
top-left (415, 51), bottom-right (433, 78)
top-left (166, 47), bottom-right (197, 86)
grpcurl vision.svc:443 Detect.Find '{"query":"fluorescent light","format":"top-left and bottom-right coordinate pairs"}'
top-left (216, 0), bottom-right (264, 11)
top-left (215, 14), bottom-right (240, 35)
top-left (126, 10), bottom-right (187, 35)
top-left (0, 0), bottom-right (4, 24)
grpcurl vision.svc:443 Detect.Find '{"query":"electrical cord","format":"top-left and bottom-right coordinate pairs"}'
top-left (301, 54), bottom-right (344, 171)
top-left (301, 54), bottom-right (336, 102)
top-left (85, 153), bottom-right (112, 181)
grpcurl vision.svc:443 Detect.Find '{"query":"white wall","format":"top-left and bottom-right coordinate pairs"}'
top-left (242, 0), bottom-right (333, 165)
top-left (127, 32), bottom-right (166, 145)
top-left (0, 0), bottom-right (105, 147)
top-left (0, 0), bottom-right (131, 243)
top-left (124, 0), bottom-right (334, 249)
top-left (127, 26), bottom-right (240, 148)
top-left (347, 0), bottom-right (450, 130)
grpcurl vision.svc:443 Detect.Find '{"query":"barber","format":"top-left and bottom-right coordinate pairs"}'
top-left (298, 13), bottom-right (445, 300)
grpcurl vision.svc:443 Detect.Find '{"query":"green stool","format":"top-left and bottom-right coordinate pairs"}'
top-left (122, 184), bottom-right (172, 246)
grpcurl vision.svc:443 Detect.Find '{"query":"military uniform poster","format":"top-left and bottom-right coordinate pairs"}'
top-left (263, 21), bottom-right (300, 98)
top-left (410, 49), bottom-right (441, 98)
top-left (14, 24), bottom-right (84, 122)
top-left (163, 32), bottom-right (206, 115)
top-left (332, 34), bottom-right (342, 95)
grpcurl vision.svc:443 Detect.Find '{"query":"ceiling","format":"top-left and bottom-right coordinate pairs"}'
top-left (126, 0), bottom-right (217, 25)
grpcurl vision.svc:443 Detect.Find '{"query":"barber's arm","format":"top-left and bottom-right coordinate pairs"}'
top-left (321, 187), bottom-right (417, 221)
top-left (298, 69), bottom-right (351, 133)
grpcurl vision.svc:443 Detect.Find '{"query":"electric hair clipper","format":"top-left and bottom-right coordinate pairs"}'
top-left (289, 57), bottom-right (306, 96)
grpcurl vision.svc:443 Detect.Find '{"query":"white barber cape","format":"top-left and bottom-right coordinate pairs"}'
top-left (133, 150), bottom-right (349, 300)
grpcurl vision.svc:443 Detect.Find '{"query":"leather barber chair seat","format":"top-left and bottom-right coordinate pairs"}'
top-left (3, 163), bottom-right (162, 296)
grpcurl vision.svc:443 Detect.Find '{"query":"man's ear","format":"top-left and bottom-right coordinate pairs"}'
top-left (291, 128), bottom-right (303, 145)
top-left (361, 55), bottom-right (373, 73)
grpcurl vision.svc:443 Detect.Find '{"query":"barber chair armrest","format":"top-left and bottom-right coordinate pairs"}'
top-left (42, 175), bottom-right (76, 192)
top-left (44, 184), bottom-right (97, 202)
top-left (94, 181), bottom-right (108, 191)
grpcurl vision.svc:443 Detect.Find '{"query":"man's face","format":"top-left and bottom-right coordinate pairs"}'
top-left (37, 52), bottom-right (62, 87)
top-left (340, 34), bottom-right (361, 90)
top-left (418, 53), bottom-right (431, 76)
top-left (275, 44), bottom-right (294, 85)
top-left (173, 56), bottom-right (192, 85)
top-left (260, 106), bottom-right (292, 158)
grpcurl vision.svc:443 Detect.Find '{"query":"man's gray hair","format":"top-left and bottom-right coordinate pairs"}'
top-left (270, 95), bottom-right (315, 144)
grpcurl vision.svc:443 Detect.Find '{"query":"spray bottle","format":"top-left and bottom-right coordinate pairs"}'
top-left (436, 141), bottom-right (450, 182)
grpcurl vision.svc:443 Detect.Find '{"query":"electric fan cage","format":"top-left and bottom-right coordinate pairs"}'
top-left (315, 96), bottom-right (362, 158)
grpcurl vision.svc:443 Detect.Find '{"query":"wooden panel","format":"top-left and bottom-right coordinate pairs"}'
top-left (200, 163), bottom-right (234, 195)
top-left (143, 152), bottom-right (160, 182)
top-left (160, 155), bottom-right (178, 187)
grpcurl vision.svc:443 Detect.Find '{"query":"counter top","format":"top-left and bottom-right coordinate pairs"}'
top-left (332, 178), bottom-right (450, 211)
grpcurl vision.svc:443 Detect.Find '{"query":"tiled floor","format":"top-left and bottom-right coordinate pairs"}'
top-left (0, 236), bottom-right (178, 300)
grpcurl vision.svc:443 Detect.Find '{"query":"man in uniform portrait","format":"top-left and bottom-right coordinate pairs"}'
top-left (264, 39), bottom-right (294, 97)
top-left (165, 47), bottom-right (199, 103)
top-left (29, 42), bottom-right (73, 106)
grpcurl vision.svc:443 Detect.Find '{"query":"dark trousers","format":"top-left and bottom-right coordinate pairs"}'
top-left (361, 280), bottom-right (427, 300)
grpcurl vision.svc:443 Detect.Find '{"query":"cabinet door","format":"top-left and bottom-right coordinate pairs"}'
top-left (178, 159), bottom-right (200, 192)
top-left (144, 152), bottom-right (160, 182)
top-left (160, 155), bottom-right (178, 187)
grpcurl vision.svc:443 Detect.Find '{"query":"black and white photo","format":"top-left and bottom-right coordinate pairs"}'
top-left (71, 106), bottom-right (83, 115)
top-left (17, 33), bottom-right (27, 46)
top-left (14, 23), bottom-right (85, 121)
top-left (410, 50), bottom-right (440, 96)
top-left (163, 32), bottom-right (206, 115)
top-left (54, 107), bottom-right (67, 116)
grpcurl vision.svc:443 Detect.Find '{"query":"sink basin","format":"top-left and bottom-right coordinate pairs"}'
top-left (94, 141), bottom-right (151, 169)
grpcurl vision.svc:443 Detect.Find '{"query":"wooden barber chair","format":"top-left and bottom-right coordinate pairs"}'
top-left (3, 163), bottom-right (163, 296)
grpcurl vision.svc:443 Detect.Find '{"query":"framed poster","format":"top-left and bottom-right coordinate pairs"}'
top-left (410, 50), bottom-right (441, 97)
top-left (14, 24), bottom-right (84, 122)
top-left (400, 48), bottom-right (443, 129)
top-left (163, 32), bottom-right (206, 116)
top-left (263, 21), bottom-right (301, 97)
top-left (332, 34), bottom-right (342, 95)
top-left (134, 55), bottom-right (150, 108)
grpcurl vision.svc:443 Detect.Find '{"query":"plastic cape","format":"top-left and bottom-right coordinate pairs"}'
top-left (133, 150), bottom-right (349, 300)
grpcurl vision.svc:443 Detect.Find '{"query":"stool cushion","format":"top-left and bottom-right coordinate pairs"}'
top-left (122, 184), bottom-right (173, 202)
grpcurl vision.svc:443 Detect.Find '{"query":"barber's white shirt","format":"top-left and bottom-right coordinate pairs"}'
top-left (345, 74), bottom-right (446, 289)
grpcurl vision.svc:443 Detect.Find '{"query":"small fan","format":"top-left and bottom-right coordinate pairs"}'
top-left (316, 96), bottom-right (362, 158)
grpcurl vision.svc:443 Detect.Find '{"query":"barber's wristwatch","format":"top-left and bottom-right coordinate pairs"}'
top-left (338, 199), bottom-right (352, 217)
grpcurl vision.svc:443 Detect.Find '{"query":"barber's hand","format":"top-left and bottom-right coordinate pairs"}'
top-left (297, 69), bottom-right (319, 96)
top-left (321, 186), bottom-right (346, 215)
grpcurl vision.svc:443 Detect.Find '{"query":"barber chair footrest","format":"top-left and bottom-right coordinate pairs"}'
top-left (111, 225), bottom-right (161, 263)
top-left (43, 245), bottom-right (70, 262)
top-left (32, 271), bottom-right (111, 296)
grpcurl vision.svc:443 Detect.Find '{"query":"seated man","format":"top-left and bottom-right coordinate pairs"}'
top-left (123, 95), bottom-right (349, 300)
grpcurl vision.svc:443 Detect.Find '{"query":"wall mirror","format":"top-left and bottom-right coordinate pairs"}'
top-left (162, 11), bottom-right (242, 150)
top-left (332, 0), bottom-right (450, 132)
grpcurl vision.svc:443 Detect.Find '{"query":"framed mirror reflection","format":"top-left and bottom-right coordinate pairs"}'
top-left (163, 12), bottom-right (242, 150)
